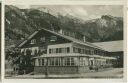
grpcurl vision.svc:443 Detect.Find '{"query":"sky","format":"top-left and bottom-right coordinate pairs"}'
top-left (15, 5), bottom-right (123, 21)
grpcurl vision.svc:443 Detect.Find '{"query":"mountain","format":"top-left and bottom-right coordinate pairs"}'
top-left (78, 15), bottom-right (123, 42)
top-left (5, 5), bottom-right (123, 49)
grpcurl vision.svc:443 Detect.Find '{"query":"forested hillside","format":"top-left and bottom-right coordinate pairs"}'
top-left (5, 5), bottom-right (123, 49)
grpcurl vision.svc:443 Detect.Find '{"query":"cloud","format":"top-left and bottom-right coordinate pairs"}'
top-left (97, 5), bottom-right (123, 17)
top-left (15, 5), bottom-right (30, 9)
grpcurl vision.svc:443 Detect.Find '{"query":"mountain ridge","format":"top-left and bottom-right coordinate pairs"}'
top-left (5, 5), bottom-right (123, 49)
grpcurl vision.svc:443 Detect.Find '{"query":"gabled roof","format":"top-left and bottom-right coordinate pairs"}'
top-left (18, 31), bottom-right (39, 47)
top-left (93, 40), bottom-right (123, 52)
top-left (18, 28), bottom-right (104, 50)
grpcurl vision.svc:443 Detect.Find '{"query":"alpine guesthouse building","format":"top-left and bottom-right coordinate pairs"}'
top-left (18, 28), bottom-right (117, 74)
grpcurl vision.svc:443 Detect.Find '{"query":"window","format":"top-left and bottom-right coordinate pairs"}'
top-left (56, 48), bottom-right (59, 53)
top-left (73, 47), bottom-right (86, 54)
top-left (49, 58), bottom-right (54, 66)
top-left (59, 48), bottom-right (62, 53)
top-left (54, 58), bottom-right (61, 66)
top-left (97, 50), bottom-right (100, 55)
top-left (94, 50), bottom-right (96, 54)
top-left (63, 57), bottom-right (75, 66)
top-left (88, 50), bottom-right (91, 55)
top-left (64, 58), bottom-right (70, 66)
top-left (49, 49), bottom-right (51, 54)
top-left (40, 37), bottom-right (45, 42)
top-left (80, 58), bottom-right (84, 66)
top-left (49, 47), bottom-right (70, 54)
top-left (66, 58), bottom-right (70, 66)
top-left (58, 58), bottom-right (61, 66)
top-left (42, 59), bottom-right (45, 66)
top-left (48, 58), bottom-right (51, 66)
top-left (30, 39), bottom-right (36, 44)
top-left (91, 50), bottom-right (94, 55)
top-left (83, 58), bottom-right (88, 66)
top-left (78, 48), bottom-right (81, 53)
top-left (50, 36), bottom-right (57, 42)
top-left (67, 47), bottom-right (70, 53)
top-left (73, 47), bottom-right (78, 53)
top-left (48, 58), bottom-right (62, 66)
top-left (70, 58), bottom-right (75, 66)
top-left (96, 50), bottom-right (98, 55)
top-left (64, 58), bottom-right (68, 66)
top-left (55, 58), bottom-right (59, 66)
top-left (38, 59), bottom-right (42, 66)
top-left (90, 60), bottom-right (93, 66)
top-left (34, 49), bottom-right (38, 55)
top-left (84, 49), bottom-right (86, 54)
top-left (84, 49), bottom-right (88, 54)
top-left (73, 47), bottom-right (76, 53)
top-left (62, 48), bottom-right (65, 53)
top-left (81, 49), bottom-right (84, 54)
top-left (53, 49), bottom-right (56, 53)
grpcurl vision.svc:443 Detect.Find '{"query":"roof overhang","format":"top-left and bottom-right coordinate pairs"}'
top-left (17, 28), bottom-right (105, 50)
top-left (33, 53), bottom-right (116, 60)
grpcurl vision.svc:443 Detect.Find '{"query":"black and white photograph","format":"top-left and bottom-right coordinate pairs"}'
top-left (5, 5), bottom-right (124, 79)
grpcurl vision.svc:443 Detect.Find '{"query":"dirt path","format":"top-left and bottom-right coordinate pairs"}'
top-left (6, 68), bottom-right (123, 79)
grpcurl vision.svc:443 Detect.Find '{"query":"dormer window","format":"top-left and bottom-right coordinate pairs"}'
top-left (30, 39), bottom-right (36, 44)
